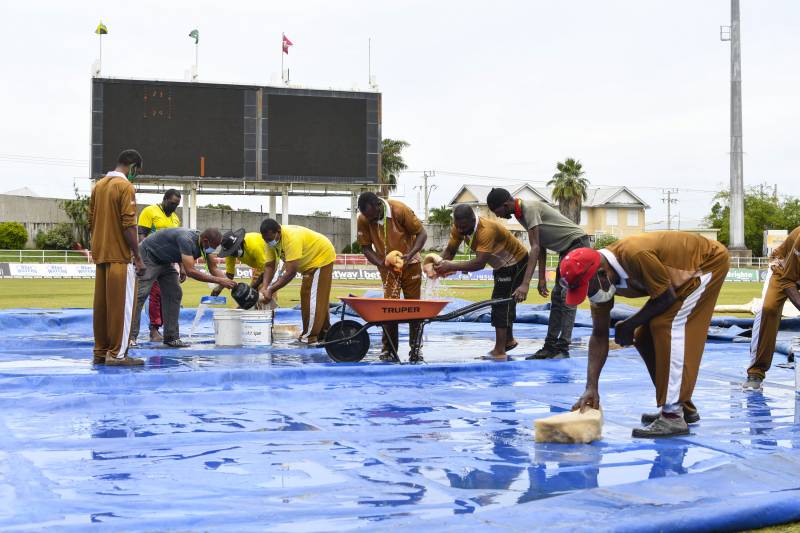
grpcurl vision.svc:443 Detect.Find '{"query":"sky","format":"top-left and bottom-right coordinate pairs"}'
top-left (1, 0), bottom-right (798, 230)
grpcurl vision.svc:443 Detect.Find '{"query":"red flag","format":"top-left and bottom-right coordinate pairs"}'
top-left (282, 34), bottom-right (293, 54)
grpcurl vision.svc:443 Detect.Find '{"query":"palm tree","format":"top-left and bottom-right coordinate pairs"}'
top-left (428, 205), bottom-right (453, 226)
top-left (380, 138), bottom-right (409, 197)
top-left (548, 158), bottom-right (589, 224)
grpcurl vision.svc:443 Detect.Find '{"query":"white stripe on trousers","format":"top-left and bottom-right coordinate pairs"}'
top-left (301, 268), bottom-right (321, 342)
top-left (666, 272), bottom-right (712, 406)
top-left (749, 268), bottom-right (773, 365)
top-left (115, 263), bottom-right (136, 358)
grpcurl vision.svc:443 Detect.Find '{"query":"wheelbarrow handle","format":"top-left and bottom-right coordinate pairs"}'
top-left (430, 297), bottom-right (515, 323)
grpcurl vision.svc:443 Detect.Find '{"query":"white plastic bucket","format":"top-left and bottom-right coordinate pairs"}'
top-left (213, 309), bottom-right (243, 347)
top-left (241, 310), bottom-right (273, 346)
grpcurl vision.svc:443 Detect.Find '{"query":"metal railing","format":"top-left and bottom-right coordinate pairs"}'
top-left (0, 249), bottom-right (774, 270)
top-left (0, 250), bottom-right (93, 263)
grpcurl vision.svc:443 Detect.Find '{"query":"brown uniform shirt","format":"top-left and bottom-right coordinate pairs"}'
top-left (768, 226), bottom-right (800, 291)
top-left (447, 217), bottom-right (528, 269)
top-left (357, 199), bottom-right (424, 263)
top-left (89, 172), bottom-right (137, 264)
top-left (602, 231), bottom-right (728, 300)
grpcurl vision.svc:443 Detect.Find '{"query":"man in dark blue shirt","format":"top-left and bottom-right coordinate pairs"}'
top-left (129, 228), bottom-right (236, 348)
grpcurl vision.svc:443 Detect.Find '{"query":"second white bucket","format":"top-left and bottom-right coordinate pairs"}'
top-left (213, 309), bottom-right (243, 347)
top-left (241, 310), bottom-right (273, 346)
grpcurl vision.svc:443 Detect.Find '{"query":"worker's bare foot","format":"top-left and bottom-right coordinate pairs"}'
top-left (149, 326), bottom-right (163, 342)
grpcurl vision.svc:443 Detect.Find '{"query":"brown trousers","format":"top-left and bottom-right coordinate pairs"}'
top-left (748, 269), bottom-right (785, 379)
top-left (93, 262), bottom-right (136, 359)
top-left (299, 262), bottom-right (333, 344)
top-left (633, 249), bottom-right (729, 414)
top-left (380, 262), bottom-right (423, 354)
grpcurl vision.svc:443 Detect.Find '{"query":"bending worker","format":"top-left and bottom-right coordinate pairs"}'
top-left (745, 226), bottom-right (800, 390)
top-left (130, 227), bottom-right (236, 348)
top-left (90, 149), bottom-right (146, 367)
top-left (213, 228), bottom-right (269, 296)
top-left (356, 192), bottom-right (427, 362)
top-left (137, 189), bottom-right (182, 342)
top-left (569, 232), bottom-right (729, 438)
top-left (435, 204), bottom-right (528, 359)
top-left (259, 219), bottom-right (336, 344)
top-left (487, 187), bottom-right (589, 359)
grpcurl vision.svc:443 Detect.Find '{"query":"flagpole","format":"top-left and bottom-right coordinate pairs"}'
top-left (194, 41), bottom-right (198, 81)
top-left (281, 34), bottom-right (284, 83)
top-left (98, 33), bottom-right (102, 76)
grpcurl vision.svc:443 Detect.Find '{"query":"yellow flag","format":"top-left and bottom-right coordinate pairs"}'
top-left (95, 22), bottom-right (108, 35)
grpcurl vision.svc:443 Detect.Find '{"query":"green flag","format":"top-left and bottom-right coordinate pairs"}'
top-left (189, 29), bottom-right (199, 44)
top-left (95, 21), bottom-right (108, 35)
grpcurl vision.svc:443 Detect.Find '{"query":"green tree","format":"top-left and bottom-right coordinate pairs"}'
top-left (0, 222), bottom-right (28, 249)
top-left (593, 234), bottom-right (618, 249)
top-left (341, 241), bottom-right (362, 254)
top-left (35, 224), bottom-right (74, 250)
top-left (60, 187), bottom-right (90, 247)
top-left (428, 205), bottom-right (453, 225)
top-left (547, 158), bottom-right (589, 224)
top-left (202, 203), bottom-right (233, 210)
top-left (705, 184), bottom-right (793, 255)
top-left (380, 138), bottom-right (409, 197)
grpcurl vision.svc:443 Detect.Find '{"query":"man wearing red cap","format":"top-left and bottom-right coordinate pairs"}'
top-left (568, 232), bottom-right (729, 437)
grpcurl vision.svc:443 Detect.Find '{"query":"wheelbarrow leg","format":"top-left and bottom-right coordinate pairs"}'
top-left (380, 324), bottom-right (401, 363)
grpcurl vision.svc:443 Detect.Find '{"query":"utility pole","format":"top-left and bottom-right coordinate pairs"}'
top-left (414, 171), bottom-right (437, 222)
top-left (662, 188), bottom-right (679, 230)
top-left (721, 0), bottom-right (747, 255)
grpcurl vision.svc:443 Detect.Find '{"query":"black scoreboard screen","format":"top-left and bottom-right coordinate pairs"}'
top-left (91, 78), bottom-right (380, 184)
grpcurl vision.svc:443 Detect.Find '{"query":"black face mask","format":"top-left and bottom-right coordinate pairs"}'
top-left (163, 203), bottom-right (177, 216)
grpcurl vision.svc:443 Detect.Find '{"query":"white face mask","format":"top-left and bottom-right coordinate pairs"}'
top-left (588, 274), bottom-right (616, 304)
top-left (267, 239), bottom-right (279, 248)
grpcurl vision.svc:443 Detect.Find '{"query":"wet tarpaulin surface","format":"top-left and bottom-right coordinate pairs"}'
top-left (1, 308), bottom-right (800, 531)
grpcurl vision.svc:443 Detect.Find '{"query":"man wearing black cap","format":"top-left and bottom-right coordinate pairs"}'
top-left (487, 187), bottom-right (589, 359)
top-left (212, 228), bottom-right (270, 297)
top-left (130, 227), bottom-right (236, 347)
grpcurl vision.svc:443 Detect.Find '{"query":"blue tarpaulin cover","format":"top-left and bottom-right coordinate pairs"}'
top-left (1, 304), bottom-right (800, 531)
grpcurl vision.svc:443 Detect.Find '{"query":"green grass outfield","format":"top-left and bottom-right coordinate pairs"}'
top-left (0, 278), bottom-right (763, 312)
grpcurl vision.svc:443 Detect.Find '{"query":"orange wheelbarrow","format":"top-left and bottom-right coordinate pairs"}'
top-left (320, 296), bottom-right (514, 363)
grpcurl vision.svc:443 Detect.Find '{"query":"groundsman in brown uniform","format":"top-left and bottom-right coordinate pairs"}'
top-left (90, 149), bottom-right (146, 367)
top-left (435, 204), bottom-right (529, 359)
top-left (745, 226), bottom-right (800, 390)
top-left (568, 232), bottom-right (729, 438)
top-left (356, 192), bottom-right (428, 362)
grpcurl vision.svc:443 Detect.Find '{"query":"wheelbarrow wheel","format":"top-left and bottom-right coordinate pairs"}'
top-left (325, 320), bottom-right (370, 363)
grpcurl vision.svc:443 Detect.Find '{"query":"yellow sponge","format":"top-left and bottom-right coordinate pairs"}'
top-left (534, 408), bottom-right (603, 444)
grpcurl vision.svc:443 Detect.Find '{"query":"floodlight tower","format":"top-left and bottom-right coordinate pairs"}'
top-left (721, 0), bottom-right (748, 257)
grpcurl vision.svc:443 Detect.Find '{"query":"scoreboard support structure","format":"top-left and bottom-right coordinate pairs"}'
top-left (134, 177), bottom-right (378, 251)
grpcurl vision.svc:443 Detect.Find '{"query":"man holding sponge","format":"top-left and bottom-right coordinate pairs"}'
top-left (356, 192), bottom-right (428, 362)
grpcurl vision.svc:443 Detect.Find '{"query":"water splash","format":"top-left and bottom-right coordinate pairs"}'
top-left (188, 303), bottom-right (208, 340)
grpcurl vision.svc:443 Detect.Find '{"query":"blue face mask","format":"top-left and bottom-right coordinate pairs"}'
top-left (267, 239), bottom-right (279, 248)
top-left (204, 246), bottom-right (218, 255)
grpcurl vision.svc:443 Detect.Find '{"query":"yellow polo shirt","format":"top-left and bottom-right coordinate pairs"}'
top-left (138, 204), bottom-right (181, 234)
top-left (225, 232), bottom-right (268, 278)
top-left (264, 225), bottom-right (336, 273)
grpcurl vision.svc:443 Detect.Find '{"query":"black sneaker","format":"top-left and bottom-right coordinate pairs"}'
top-left (379, 352), bottom-right (398, 363)
top-left (742, 375), bottom-right (763, 390)
top-left (642, 410), bottom-right (700, 425)
top-left (526, 349), bottom-right (569, 360)
top-left (632, 415), bottom-right (689, 438)
top-left (163, 339), bottom-right (191, 348)
top-left (409, 353), bottom-right (424, 364)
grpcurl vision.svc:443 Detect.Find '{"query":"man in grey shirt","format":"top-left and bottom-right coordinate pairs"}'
top-left (487, 188), bottom-right (590, 358)
top-left (130, 227), bottom-right (236, 348)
